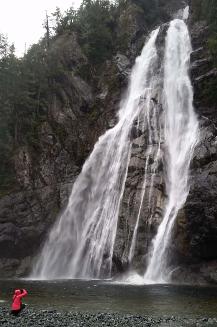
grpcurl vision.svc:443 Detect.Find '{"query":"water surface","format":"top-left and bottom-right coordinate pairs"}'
top-left (1, 279), bottom-right (217, 318)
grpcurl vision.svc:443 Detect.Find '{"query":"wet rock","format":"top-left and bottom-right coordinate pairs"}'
top-left (1, 0), bottom-right (217, 282)
top-left (1, 306), bottom-right (217, 327)
top-left (114, 53), bottom-right (131, 78)
top-left (167, 8), bottom-right (217, 282)
top-left (194, 68), bottom-right (217, 84)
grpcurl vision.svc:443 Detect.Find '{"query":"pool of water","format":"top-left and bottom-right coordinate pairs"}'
top-left (1, 279), bottom-right (217, 317)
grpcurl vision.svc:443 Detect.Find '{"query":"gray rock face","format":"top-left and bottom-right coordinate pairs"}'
top-left (167, 11), bottom-right (217, 281)
top-left (113, 131), bottom-right (165, 274)
top-left (0, 0), bottom-right (216, 282)
top-left (0, 7), bottom-right (133, 277)
top-left (113, 3), bottom-right (217, 281)
top-left (114, 54), bottom-right (131, 80)
top-left (159, 0), bottom-right (188, 17)
top-left (0, 178), bottom-right (78, 277)
top-left (0, 34), bottom-right (94, 276)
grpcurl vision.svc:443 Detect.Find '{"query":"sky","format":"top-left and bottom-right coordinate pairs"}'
top-left (0, 0), bottom-right (82, 57)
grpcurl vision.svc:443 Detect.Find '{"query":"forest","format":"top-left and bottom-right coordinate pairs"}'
top-left (1, 0), bottom-right (217, 325)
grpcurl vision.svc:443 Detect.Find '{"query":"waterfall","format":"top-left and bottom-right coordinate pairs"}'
top-left (31, 8), bottom-right (198, 282)
top-left (144, 19), bottom-right (198, 283)
top-left (128, 99), bottom-right (162, 263)
top-left (31, 27), bottom-right (160, 279)
top-left (128, 151), bottom-right (150, 263)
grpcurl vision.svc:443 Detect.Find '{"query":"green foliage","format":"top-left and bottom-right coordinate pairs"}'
top-left (0, 0), bottom-right (177, 193)
top-left (191, 0), bottom-right (217, 106)
top-left (48, 0), bottom-right (164, 65)
top-left (198, 77), bottom-right (217, 107)
top-left (131, 0), bottom-right (158, 23)
top-left (0, 35), bottom-right (50, 191)
top-left (192, 0), bottom-right (217, 30)
top-left (74, 0), bottom-right (116, 65)
top-left (51, 7), bottom-right (77, 35)
top-left (49, 0), bottom-right (120, 65)
top-left (0, 34), bottom-right (18, 190)
top-left (11, 41), bottom-right (49, 146)
top-left (0, 34), bottom-right (11, 58)
top-left (192, 0), bottom-right (217, 67)
top-left (208, 37), bottom-right (217, 65)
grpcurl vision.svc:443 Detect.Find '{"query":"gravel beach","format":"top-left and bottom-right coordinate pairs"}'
top-left (1, 306), bottom-right (217, 327)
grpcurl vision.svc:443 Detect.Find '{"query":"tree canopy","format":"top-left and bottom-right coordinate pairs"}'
top-left (0, 0), bottom-right (201, 192)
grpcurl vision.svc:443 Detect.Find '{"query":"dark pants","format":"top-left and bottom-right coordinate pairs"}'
top-left (11, 304), bottom-right (26, 316)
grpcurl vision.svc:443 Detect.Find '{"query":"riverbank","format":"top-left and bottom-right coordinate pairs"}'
top-left (1, 306), bottom-right (217, 327)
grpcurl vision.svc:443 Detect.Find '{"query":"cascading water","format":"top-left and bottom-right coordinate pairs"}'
top-left (128, 98), bottom-right (162, 263)
top-left (144, 18), bottom-right (198, 283)
top-left (31, 7), bottom-right (198, 282)
top-left (31, 27), bottom-right (160, 279)
top-left (128, 151), bottom-right (150, 263)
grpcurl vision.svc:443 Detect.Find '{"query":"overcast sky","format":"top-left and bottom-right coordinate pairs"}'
top-left (0, 0), bottom-right (82, 57)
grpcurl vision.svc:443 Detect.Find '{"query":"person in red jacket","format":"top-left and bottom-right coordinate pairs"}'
top-left (11, 289), bottom-right (28, 315)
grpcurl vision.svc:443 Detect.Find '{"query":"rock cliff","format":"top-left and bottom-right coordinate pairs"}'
top-left (171, 4), bottom-right (217, 283)
top-left (1, 0), bottom-right (217, 282)
top-left (113, 1), bottom-right (217, 284)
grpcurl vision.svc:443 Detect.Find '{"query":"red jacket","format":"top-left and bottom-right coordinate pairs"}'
top-left (11, 289), bottom-right (28, 311)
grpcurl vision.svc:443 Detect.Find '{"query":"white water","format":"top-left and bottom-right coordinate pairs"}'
top-left (32, 9), bottom-right (198, 283)
top-left (31, 28), bottom-right (160, 279)
top-left (144, 19), bottom-right (198, 283)
top-left (128, 150), bottom-right (150, 262)
top-left (128, 106), bottom-right (162, 262)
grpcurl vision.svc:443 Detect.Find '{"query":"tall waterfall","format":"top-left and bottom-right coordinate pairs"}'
top-left (31, 27), bottom-right (160, 279)
top-left (144, 19), bottom-right (198, 283)
top-left (31, 10), bottom-right (198, 282)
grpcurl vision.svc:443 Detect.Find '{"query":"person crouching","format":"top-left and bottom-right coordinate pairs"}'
top-left (11, 289), bottom-right (28, 315)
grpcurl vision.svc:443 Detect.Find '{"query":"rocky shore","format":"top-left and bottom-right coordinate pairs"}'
top-left (1, 306), bottom-right (217, 327)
